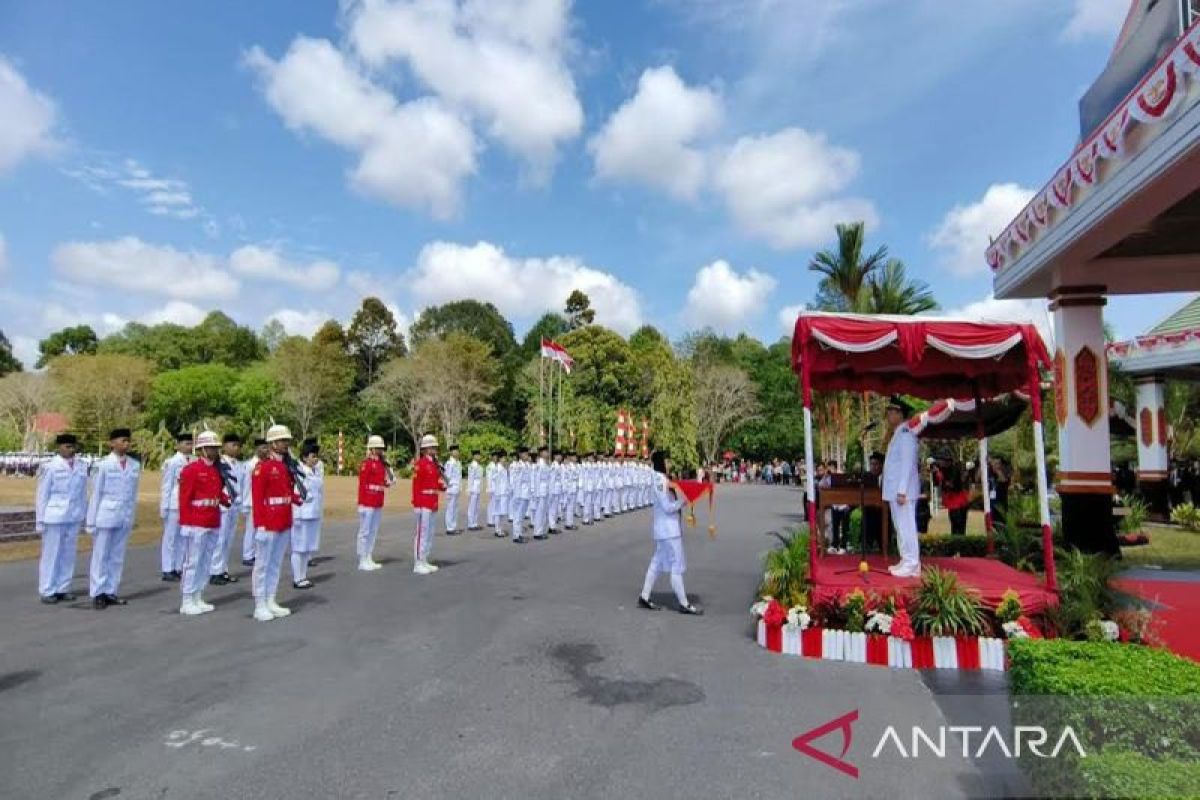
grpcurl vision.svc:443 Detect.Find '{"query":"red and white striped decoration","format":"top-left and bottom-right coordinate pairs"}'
top-left (986, 18), bottom-right (1200, 273)
top-left (756, 622), bottom-right (1008, 671)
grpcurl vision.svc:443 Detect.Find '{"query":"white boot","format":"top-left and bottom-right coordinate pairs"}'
top-left (194, 591), bottom-right (215, 613)
top-left (253, 600), bottom-right (275, 622)
top-left (358, 556), bottom-right (373, 571)
top-left (180, 593), bottom-right (204, 616)
top-left (413, 561), bottom-right (434, 575)
top-left (267, 596), bottom-right (291, 618)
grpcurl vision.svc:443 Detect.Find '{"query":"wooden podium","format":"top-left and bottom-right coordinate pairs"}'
top-left (816, 485), bottom-right (890, 557)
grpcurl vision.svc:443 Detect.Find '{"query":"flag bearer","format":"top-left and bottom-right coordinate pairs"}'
top-left (251, 425), bottom-right (302, 621)
top-left (85, 428), bottom-right (140, 609)
top-left (291, 439), bottom-right (324, 589)
top-left (177, 430), bottom-right (229, 616)
top-left (637, 450), bottom-right (702, 616)
top-left (209, 433), bottom-right (243, 586)
top-left (466, 450), bottom-right (483, 530)
top-left (159, 432), bottom-right (193, 581)
top-left (35, 433), bottom-right (87, 604)
top-left (444, 445), bottom-right (463, 535)
top-left (356, 435), bottom-right (392, 571)
top-left (412, 434), bottom-right (445, 574)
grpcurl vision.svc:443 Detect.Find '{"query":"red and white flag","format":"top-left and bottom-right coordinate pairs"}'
top-left (540, 338), bottom-right (574, 373)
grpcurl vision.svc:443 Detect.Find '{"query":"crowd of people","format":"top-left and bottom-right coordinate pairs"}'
top-left (30, 426), bottom-right (704, 621)
top-left (701, 458), bottom-right (805, 485)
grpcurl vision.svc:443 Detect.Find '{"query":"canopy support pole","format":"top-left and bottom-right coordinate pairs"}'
top-left (802, 361), bottom-right (818, 581)
top-left (971, 382), bottom-right (994, 557)
top-left (1027, 363), bottom-right (1057, 591)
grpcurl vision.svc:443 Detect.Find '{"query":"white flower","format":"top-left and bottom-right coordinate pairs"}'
top-left (1002, 621), bottom-right (1029, 639)
top-left (750, 600), bottom-right (770, 619)
top-left (787, 606), bottom-right (811, 630)
top-left (1099, 620), bottom-right (1120, 642)
top-left (865, 612), bottom-right (893, 635)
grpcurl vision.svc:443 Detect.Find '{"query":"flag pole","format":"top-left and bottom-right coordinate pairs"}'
top-left (539, 343), bottom-right (546, 450)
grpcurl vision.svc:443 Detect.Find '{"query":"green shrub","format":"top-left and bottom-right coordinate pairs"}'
top-left (918, 533), bottom-right (990, 558)
top-left (1171, 503), bottom-right (1200, 532)
top-left (1121, 497), bottom-right (1149, 536)
top-left (1008, 638), bottom-right (1200, 697)
top-left (1074, 750), bottom-right (1200, 798)
top-left (911, 566), bottom-right (987, 636)
top-left (759, 528), bottom-right (810, 609)
top-left (1044, 548), bottom-right (1119, 639)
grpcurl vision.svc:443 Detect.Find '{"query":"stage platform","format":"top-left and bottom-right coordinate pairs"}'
top-left (810, 555), bottom-right (1057, 615)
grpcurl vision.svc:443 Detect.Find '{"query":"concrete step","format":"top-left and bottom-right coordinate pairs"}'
top-left (0, 507), bottom-right (36, 542)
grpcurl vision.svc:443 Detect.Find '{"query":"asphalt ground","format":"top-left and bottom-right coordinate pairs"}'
top-left (0, 485), bottom-right (1006, 800)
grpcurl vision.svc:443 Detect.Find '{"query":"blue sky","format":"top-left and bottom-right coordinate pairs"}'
top-left (0, 0), bottom-right (1190, 369)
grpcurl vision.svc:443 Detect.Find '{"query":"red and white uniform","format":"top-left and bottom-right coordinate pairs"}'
top-left (251, 457), bottom-right (301, 533)
top-left (412, 456), bottom-right (444, 565)
top-left (358, 457), bottom-right (389, 509)
top-left (177, 459), bottom-right (230, 599)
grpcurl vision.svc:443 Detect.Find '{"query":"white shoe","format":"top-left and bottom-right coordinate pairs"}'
top-left (267, 596), bottom-right (291, 617)
top-left (358, 557), bottom-right (373, 571)
top-left (893, 565), bottom-right (922, 578)
top-left (253, 602), bottom-right (275, 622)
top-left (886, 563), bottom-right (905, 575)
top-left (413, 561), bottom-right (434, 575)
top-left (194, 593), bottom-right (215, 613)
top-left (179, 594), bottom-right (204, 616)
top-left (425, 561), bottom-right (439, 572)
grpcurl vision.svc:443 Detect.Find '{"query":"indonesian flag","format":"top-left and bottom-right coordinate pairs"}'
top-left (672, 479), bottom-right (716, 538)
top-left (540, 338), bottom-right (574, 373)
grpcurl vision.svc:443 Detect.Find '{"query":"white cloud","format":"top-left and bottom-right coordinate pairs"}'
top-left (713, 128), bottom-right (878, 249)
top-left (1062, 0), bottom-right (1127, 42)
top-left (405, 240), bottom-right (643, 333)
top-left (247, 36), bottom-right (478, 220)
top-left (943, 293), bottom-right (1054, 351)
top-left (142, 300), bottom-right (208, 327)
top-left (683, 260), bottom-right (776, 332)
top-left (10, 335), bottom-right (38, 370)
top-left (777, 303), bottom-right (804, 333)
top-left (0, 56), bottom-right (56, 173)
top-left (230, 245), bottom-right (341, 291)
top-left (51, 237), bottom-right (240, 300)
top-left (589, 66), bottom-right (723, 200)
top-left (927, 182), bottom-right (1035, 276)
top-left (345, 0), bottom-right (582, 179)
top-left (265, 308), bottom-right (332, 338)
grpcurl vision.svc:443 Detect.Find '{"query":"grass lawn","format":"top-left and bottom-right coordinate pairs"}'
top-left (1119, 522), bottom-right (1200, 571)
top-left (0, 472), bottom-right (414, 563)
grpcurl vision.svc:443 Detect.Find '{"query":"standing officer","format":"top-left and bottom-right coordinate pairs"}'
top-left (159, 431), bottom-right (193, 581)
top-left (85, 428), bottom-right (140, 609)
top-left (532, 446), bottom-right (551, 540)
top-left (509, 448), bottom-right (531, 543)
top-left (240, 437), bottom-right (268, 567)
top-left (291, 439), bottom-right (324, 589)
top-left (356, 435), bottom-right (393, 571)
top-left (491, 450), bottom-right (510, 538)
top-left (412, 434), bottom-right (445, 574)
top-left (882, 397), bottom-right (921, 577)
top-left (547, 450), bottom-right (563, 533)
top-left (485, 450), bottom-right (500, 530)
top-left (443, 444), bottom-right (463, 535)
top-left (251, 424), bottom-right (302, 621)
top-left (209, 433), bottom-right (243, 586)
top-left (36, 433), bottom-right (87, 604)
top-left (466, 450), bottom-right (483, 531)
top-left (177, 431), bottom-right (229, 616)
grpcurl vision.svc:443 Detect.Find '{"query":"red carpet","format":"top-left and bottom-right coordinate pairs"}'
top-left (811, 555), bottom-right (1057, 615)
top-left (1114, 578), bottom-right (1200, 663)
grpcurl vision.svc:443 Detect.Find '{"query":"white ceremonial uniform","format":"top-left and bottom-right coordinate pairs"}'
top-left (159, 451), bottom-right (190, 573)
top-left (882, 422), bottom-right (922, 572)
top-left (485, 460), bottom-right (499, 527)
top-left (444, 456), bottom-right (462, 533)
top-left (466, 459), bottom-right (482, 529)
top-left (36, 454), bottom-right (88, 598)
top-left (492, 461), bottom-right (510, 535)
top-left (547, 461), bottom-right (562, 531)
top-left (291, 461), bottom-right (324, 582)
top-left (639, 472), bottom-right (695, 608)
top-left (210, 455), bottom-right (243, 578)
top-left (240, 455), bottom-right (259, 563)
top-left (532, 457), bottom-right (550, 538)
top-left (581, 460), bottom-right (595, 524)
top-left (85, 452), bottom-right (141, 599)
top-left (564, 462), bottom-right (578, 529)
top-left (510, 460), bottom-right (530, 540)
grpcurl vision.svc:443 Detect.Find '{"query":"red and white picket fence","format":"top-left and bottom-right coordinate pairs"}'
top-left (756, 621), bottom-right (1008, 671)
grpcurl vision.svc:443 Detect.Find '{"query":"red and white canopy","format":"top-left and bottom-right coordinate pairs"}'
top-left (790, 312), bottom-right (1051, 401)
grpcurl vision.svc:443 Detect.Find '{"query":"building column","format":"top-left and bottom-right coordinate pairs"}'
top-left (1050, 286), bottom-right (1119, 554)
top-left (1134, 374), bottom-right (1170, 517)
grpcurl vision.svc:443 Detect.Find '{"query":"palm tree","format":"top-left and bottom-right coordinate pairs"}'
top-left (807, 221), bottom-right (888, 312)
top-left (863, 259), bottom-right (939, 315)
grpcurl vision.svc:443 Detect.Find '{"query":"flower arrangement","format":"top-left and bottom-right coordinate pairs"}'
top-left (761, 599), bottom-right (787, 627)
top-left (786, 606), bottom-right (811, 631)
top-left (865, 611), bottom-right (893, 635)
top-left (750, 597), bottom-right (771, 619)
top-left (1113, 608), bottom-right (1164, 647)
top-left (994, 589), bottom-right (1023, 624)
top-left (889, 607), bottom-right (914, 641)
top-left (844, 589), bottom-right (868, 633)
top-left (1002, 616), bottom-right (1042, 640)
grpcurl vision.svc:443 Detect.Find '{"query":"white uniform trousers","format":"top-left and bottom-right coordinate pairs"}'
top-left (241, 511), bottom-right (256, 562)
top-left (532, 497), bottom-right (549, 537)
top-left (486, 492), bottom-right (498, 526)
top-left (467, 491), bottom-right (481, 529)
top-left (593, 491), bottom-right (604, 521)
top-left (444, 492), bottom-right (460, 532)
top-left (493, 494), bottom-right (509, 529)
top-left (252, 529), bottom-right (291, 600)
top-left (160, 511), bottom-right (184, 573)
top-left (357, 506), bottom-right (383, 558)
top-left (565, 493), bottom-right (577, 528)
top-left (413, 508), bottom-right (435, 563)
top-left (291, 518), bottom-right (320, 582)
top-left (38, 522), bottom-right (80, 597)
top-left (210, 508), bottom-right (239, 576)
top-left (890, 499), bottom-right (921, 570)
top-left (581, 491), bottom-right (592, 523)
top-left (89, 524), bottom-right (132, 598)
top-left (547, 493), bottom-right (560, 530)
top-left (509, 498), bottom-right (527, 540)
top-left (180, 526), bottom-right (219, 597)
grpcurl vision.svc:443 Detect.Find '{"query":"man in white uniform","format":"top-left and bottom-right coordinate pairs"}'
top-left (209, 432), bottom-right (243, 585)
top-left (443, 445), bottom-right (463, 535)
top-left (36, 433), bottom-right (88, 604)
top-left (485, 451), bottom-right (500, 529)
top-left (547, 451), bottom-right (563, 533)
top-left (291, 439), bottom-right (324, 589)
top-left (466, 450), bottom-right (483, 530)
top-left (85, 428), bottom-right (140, 609)
top-left (638, 450), bottom-right (702, 615)
top-left (159, 431), bottom-right (193, 582)
top-left (532, 447), bottom-right (551, 540)
top-left (491, 450), bottom-right (510, 538)
top-left (881, 396), bottom-right (922, 578)
top-left (509, 448), bottom-right (532, 543)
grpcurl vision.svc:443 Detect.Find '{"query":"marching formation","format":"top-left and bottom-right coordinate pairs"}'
top-left (32, 427), bottom-right (666, 621)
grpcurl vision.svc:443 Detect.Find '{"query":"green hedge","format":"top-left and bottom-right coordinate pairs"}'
top-left (1009, 639), bottom-right (1200, 797)
top-left (919, 533), bottom-right (990, 558)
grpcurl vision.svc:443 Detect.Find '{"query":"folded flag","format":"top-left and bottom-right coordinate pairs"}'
top-left (671, 480), bottom-right (716, 538)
